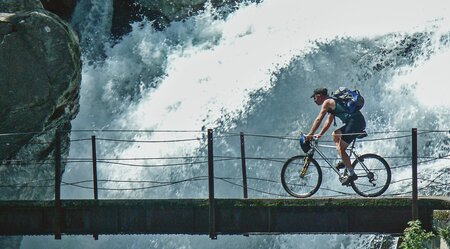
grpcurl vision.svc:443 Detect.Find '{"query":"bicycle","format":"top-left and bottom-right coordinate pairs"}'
top-left (281, 131), bottom-right (391, 198)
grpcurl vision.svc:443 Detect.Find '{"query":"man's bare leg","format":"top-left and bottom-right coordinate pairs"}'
top-left (332, 130), bottom-right (357, 184)
top-left (332, 130), bottom-right (351, 168)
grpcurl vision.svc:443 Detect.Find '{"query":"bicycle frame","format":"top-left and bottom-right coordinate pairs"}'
top-left (282, 133), bottom-right (391, 198)
top-left (307, 137), bottom-right (364, 176)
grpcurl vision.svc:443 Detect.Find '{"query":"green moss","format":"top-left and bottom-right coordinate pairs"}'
top-left (217, 198), bottom-right (425, 208)
top-left (0, 197), bottom-right (448, 210)
top-left (433, 210), bottom-right (450, 221)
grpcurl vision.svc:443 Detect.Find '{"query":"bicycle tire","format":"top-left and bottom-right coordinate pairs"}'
top-left (281, 155), bottom-right (322, 198)
top-left (350, 153), bottom-right (391, 197)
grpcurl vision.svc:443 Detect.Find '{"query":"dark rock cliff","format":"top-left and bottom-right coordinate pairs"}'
top-left (0, 1), bottom-right (81, 247)
top-left (0, 0), bottom-right (81, 199)
top-left (111, 0), bottom-right (259, 38)
top-left (40, 0), bottom-right (77, 21)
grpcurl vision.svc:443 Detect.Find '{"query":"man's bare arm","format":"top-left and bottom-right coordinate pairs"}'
top-left (307, 99), bottom-right (334, 139)
top-left (317, 112), bottom-right (334, 138)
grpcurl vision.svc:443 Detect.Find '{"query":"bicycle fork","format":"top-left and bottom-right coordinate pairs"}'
top-left (300, 156), bottom-right (310, 178)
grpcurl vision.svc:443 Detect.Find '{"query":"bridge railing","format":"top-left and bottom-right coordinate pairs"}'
top-left (1, 128), bottom-right (449, 200)
top-left (1, 128), bottom-right (449, 239)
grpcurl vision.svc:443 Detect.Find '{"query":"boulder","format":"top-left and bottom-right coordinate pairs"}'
top-left (0, 0), bottom-right (43, 13)
top-left (0, 3), bottom-right (80, 248)
top-left (0, 2), bottom-right (81, 199)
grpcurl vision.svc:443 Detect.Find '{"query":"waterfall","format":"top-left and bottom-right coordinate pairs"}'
top-left (21, 0), bottom-right (450, 248)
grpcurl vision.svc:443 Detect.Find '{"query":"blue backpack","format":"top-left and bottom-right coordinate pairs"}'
top-left (331, 87), bottom-right (365, 113)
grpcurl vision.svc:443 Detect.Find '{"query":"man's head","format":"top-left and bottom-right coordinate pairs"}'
top-left (311, 87), bottom-right (328, 105)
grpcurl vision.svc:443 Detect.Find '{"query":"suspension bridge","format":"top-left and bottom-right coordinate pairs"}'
top-left (0, 197), bottom-right (449, 239)
top-left (0, 128), bottom-right (449, 240)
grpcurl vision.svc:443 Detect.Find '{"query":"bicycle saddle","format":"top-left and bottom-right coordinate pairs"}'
top-left (357, 131), bottom-right (368, 139)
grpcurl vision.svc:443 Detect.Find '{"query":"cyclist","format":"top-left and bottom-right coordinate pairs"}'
top-left (305, 87), bottom-right (366, 185)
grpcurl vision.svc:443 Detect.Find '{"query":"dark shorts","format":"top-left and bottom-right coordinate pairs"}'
top-left (337, 113), bottom-right (366, 144)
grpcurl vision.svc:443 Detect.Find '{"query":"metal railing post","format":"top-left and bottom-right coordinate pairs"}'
top-left (91, 135), bottom-right (99, 240)
top-left (54, 131), bottom-right (62, 240)
top-left (412, 128), bottom-right (418, 220)
top-left (207, 129), bottom-right (216, 239)
top-left (240, 132), bottom-right (248, 199)
top-left (91, 136), bottom-right (98, 200)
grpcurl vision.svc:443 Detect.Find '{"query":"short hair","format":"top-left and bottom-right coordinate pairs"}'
top-left (310, 87), bottom-right (328, 98)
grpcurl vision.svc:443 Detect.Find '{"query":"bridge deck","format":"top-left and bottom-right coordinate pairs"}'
top-left (0, 197), bottom-right (448, 237)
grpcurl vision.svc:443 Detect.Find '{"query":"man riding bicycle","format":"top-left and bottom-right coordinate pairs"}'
top-left (305, 87), bottom-right (366, 185)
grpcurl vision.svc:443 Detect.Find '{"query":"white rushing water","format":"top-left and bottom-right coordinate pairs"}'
top-left (22, 0), bottom-right (450, 248)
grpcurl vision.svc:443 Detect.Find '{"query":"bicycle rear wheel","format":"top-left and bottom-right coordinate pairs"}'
top-left (281, 155), bottom-right (322, 198)
top-left (351, 153), bottom-right (391, 197)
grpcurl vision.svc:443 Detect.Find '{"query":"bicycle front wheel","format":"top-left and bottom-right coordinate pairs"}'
top-left (281, 155), bottom-right (322, 198)
top-left (351, 154), bottom-right (391, 197)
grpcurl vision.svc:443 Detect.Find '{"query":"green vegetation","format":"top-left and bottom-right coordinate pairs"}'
top-left (438, 225), bottom-right (450, 246)
top-left (400, 220), bottom-right (435, 249)
top-left (434, 210), bottom-right (450, 247)
top-left (400, 219), bottom-right (450, 249)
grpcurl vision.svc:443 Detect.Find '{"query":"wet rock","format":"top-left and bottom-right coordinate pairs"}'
top-left (0, 3), bottom-right (81, 247)
top-left (0, 0), bottom-right (81, 199)
top-left (111, 0), bottom-right (258, 37)
top-left (0, 0), bottom-right (43, 13)
top-left (40, 0), bottom-right (77, 21)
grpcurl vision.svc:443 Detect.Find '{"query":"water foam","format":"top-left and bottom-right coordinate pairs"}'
top-left (21, 0), bottom-right (450, 248)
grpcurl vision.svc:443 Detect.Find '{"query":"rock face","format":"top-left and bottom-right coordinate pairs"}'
top-left (0, 1), bottom-right (81, 247)
top-left (0, 0), bottom-right (43, 12)
top-left (40, 0), bottom-right (77, 21)
top-left (0, 1), bottom-right (81, 197)
top-left (111, 0), bottom-right (258, 37)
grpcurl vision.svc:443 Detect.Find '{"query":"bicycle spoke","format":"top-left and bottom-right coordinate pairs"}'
top-left (354, 182), bottom-right (376, 188)
top-left (351, 154), bottom-right (391, 197)
top-left (281, 156), bottom-right (322, 198)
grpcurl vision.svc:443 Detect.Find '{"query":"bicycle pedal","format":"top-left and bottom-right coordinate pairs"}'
top-left (340, 174), bottom-right (358, 186)
top-left (335, 162), bottom-right (346, 170)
